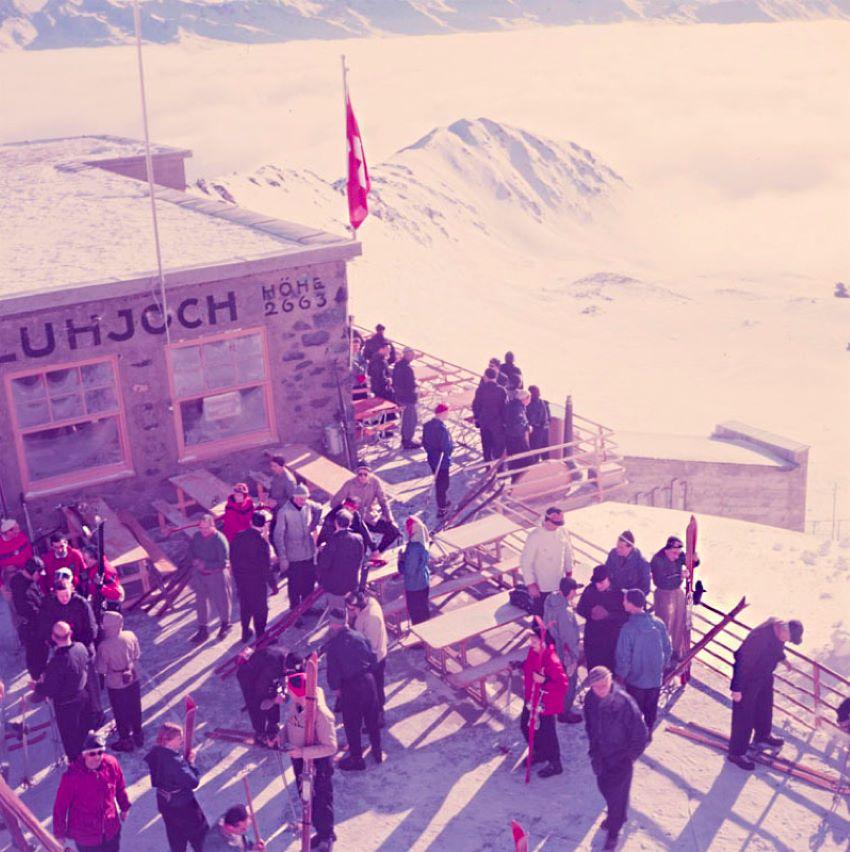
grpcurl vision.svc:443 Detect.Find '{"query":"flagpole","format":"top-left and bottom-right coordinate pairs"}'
top-left (341, 54), bottom-right (355, 241)
top-left (133, 0), bottom-right (171, 342)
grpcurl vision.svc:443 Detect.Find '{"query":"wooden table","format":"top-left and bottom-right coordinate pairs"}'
top-left (363, 547), bottom-right (405, 600)
top-left (411, 591), bottom-right (527, 675)
top-left (434, 513), bottom-right (521, 567)
top-left (64, 498), bottom-right (149, 570)
top-left (353, 396), bottom-right (399, 421)
top-left (271, 443), bottom-right (356, 498)
top-left (169, 470), bottom-right (232, 518)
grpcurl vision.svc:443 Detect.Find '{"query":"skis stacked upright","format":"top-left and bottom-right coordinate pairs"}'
top-left (183, 695), bottom-right (198, 761)
top-left (301, 652), bottom-right (319, 851)
top-left (681, 515), bottom-right (699, 685)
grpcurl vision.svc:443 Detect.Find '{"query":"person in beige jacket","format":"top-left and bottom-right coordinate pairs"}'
top-left (346, 591), bottom-right (389, 725)
top-left (331, 462), bottom-right (400, 551)
top-left (279, 662), bottom-right (337, 851)
top-left (95, 610), bottom-right (143, 751)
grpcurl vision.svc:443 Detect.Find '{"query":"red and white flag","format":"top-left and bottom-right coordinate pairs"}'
top-left (345, 76), bottom-right (370, 231)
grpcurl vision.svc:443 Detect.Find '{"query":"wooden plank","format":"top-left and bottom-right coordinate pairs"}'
top-left (118, 510), bottom-right (180, 579)
top-left (353, 397), bottom-right (399, 421)
top-left (447, 646), bottom-right (527, 689)
top-left (411, 591), bottom-right (526, 650)
top-left (269, 443), bottom-right (354, 497)
top-left (382, 572), bottom-right (487, 619)
top-left (434, 514), bottom-right (521, 553)
top-left (169, 470), bottom-right (231, 516)
top-left (76, 497), bottom-right (149, 568)
top-left (151, 499), bottom-right (190, 533)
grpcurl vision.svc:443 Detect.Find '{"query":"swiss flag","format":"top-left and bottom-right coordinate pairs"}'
top-left (345, 85), bottom-right (370, 231)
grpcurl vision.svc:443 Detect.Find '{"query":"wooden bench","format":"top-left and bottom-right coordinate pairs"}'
top-left (504, 460), bottom-right (574, 503)
top-left (152, 499), bottom-right (191, 536)
top-left (169, 470), bottom-right (231, 517)
top-left (447, 645), bottom-right (528, 706)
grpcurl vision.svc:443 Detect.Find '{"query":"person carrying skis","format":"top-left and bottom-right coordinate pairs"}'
top-left (542, 576), bottom-right (584, 723)
top-left (614, 589), bottom-right (672, 736)
top-left (204, 805), bottom-right (265, 851)
top-left (422, 403), bottom-right (454, 517)
top-left (727, 617), bottom-right (804, 770)
top-left (236, 645), bottom-right (289, 748)
top-left (583, 666), bottom-right (648, 850)
top-left (576, 565), bottom-right (628, 673)
top-left (511, 631), bottom-right (568, 778)
top-left (650, 535), bottom-right (699, 661)
top-left (277, 657), bottom-right (338, 851)
top-left (145, 722), bottom-right (208, 852)
top-left (604, 531), bottom-right (650, 595)
top-left (520, 507), bottom-right (574, 614)
top-left (53, 730), bottom-right (131, 851)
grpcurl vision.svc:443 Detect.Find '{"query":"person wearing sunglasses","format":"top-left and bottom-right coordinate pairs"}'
top-left (53, 731), bottom-right (131, 851)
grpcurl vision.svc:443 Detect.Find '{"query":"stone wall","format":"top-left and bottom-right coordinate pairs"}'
top-left (0, 258), bottom-right (352, 531)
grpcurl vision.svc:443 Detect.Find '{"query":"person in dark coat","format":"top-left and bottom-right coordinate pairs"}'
top-left (236, 646), bottom-right (289, 747)
top-left (728, 618), bottom-right (804, 770)
top-left (363, 323), bottom-right (396, 365)
top-left (615, 589), bottom-right (672, 735)
top-left (503, 388), bottom-right (531, 470)
top-left (204, 804), bottom-right (264, 851)
top-left (230, 512), bottom-right (272, 643)
top-left (39, 577), bottom-right (103, 727)
top-left (145, 722), bottom-right (208, 852)
top-left (511, 631), bottom-right (568, 778)
top-left (526, 385), bottom-right (551, 463)
top-left (317, 498), bottom-right (375, 558)
top-left (576, 565), bottom-right (628, 673)
top-left (53, 731), bottom-right (131, 852)
top-left (324, 609), bottom-right (381, 771)
top-left (9, 556), bottom-right (47, 679)
top-left (501, 350), bottom-right (523, 389)
top-left (317, 511), bottom-right (365, 611)
top-left (422, 404), bottom-right (453, 516)
top-left (368, 345), bottom-right (395, 401)
top-left (650, 535), bottom-right (700, 660)
top-left (583, 666), bottom-right (648, 850)
top-left (604, 530), bottom-right (650, 594)
top-left (472, 368), bottom-right (508, 461)
top-left (31, 620), bottom-right (91, 761)
top-left (392, 347), bottom-right (421, 449)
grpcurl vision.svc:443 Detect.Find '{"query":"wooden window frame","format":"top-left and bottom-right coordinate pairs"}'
top-left (166, 326), bottom-right (277, 463)
top-left (5, 354), bottom-right (133, 496)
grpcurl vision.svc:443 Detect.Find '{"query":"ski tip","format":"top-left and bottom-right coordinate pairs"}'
top-left (185, 694), bottom-right (198, 711)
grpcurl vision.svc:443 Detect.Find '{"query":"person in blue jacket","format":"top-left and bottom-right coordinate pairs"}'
top-left (145, 722), bottom-right (208, 852)
top-left (604, 530), bottom-right (650, 594)
top-left (398, 516), bottom-right (431, 624)
top-left (422, 403), bottom-right (453, 517)
top-left (615, 589), bottom-right (672, 735)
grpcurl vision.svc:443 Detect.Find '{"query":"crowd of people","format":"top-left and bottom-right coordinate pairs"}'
top-left (0, 328), bottom-right (836, 852)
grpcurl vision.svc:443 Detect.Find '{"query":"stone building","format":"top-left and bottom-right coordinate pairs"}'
top-left (0, 135), bottom-right (359, 526)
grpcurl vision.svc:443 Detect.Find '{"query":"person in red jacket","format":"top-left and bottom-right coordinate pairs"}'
top-left (512, 631), bottom-right (568, 778)
top-left (80, 547), bottom-right (125, 620)
top-left (221, 483), bottom-right (255, 544)
top-left (42, 532), bottom-right (86, 594)
top-left (53, 730), bottom-right (131, 851)
top-left (0, 518), bottom-right (33, 584)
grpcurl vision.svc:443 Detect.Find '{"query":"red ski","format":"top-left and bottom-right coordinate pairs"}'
top-left (183, 695), bottom-right (197, 761)
top-left (681, 515), bottom-right (699, 685)
top-left (301, 652), bottom-right (320, 851)
top-left (524, 615), bottom-right (547, 784)
top-left (511, 819), bottom-right (529, 852)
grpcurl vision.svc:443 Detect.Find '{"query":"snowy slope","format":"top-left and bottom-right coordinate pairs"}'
top-left (2, 0), bottom-right (850, 49)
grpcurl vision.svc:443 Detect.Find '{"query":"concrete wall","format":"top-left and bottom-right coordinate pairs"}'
top-left (620, 432), bottom-right (808, 532)
top-left (92, 153), bottom-right (188, 191)
top-left (0, 258), bottom-right (352, 530)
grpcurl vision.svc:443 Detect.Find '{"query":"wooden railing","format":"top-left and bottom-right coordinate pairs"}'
top-left (693, 602), bottom-right (850, 733)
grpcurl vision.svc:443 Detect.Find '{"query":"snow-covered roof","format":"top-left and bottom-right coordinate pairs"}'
top-left (0, 135), bottom-right (358, 311)
top-left (616, 430), bottom-right (788, 467)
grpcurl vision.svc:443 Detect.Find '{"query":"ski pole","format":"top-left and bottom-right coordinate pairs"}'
top-left (499, 667), bottom-right (516, 754)
top-left (45, 699), bottom-right (63, 767)
top-left (274, 749), bottom-right (301, 829)
top-left (242, 774), bottom-right (263, 848)
top-left (18, 696), bottom-right (31, 788)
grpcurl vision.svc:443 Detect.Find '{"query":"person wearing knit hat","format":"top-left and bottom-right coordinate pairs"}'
top-left (615, 589), bottom-right (672, 734)
top-left (576, 566), bottom-right (628, 673)
top-left (650, 534), bottom-right (701, 662)
top-left (53, 729), bottom-right (131, 851)
top-left (604, 530), bottom-right (650, 595)
top-left (422, 403), bottom-right (454, 517)
top-left (728, 617), bottom-right (806, 771)
top-left (398, 516), bottom-right (432, 625)
top-left (582, 665), bottom-right (648, 850)
top-left (392, 346), bottom-right (421, 450)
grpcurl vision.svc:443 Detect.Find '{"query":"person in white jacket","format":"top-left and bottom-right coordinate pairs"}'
top-left (520, 507), bottom-right (574, 613)
top-left (346, 591), bottom-right (389, 725)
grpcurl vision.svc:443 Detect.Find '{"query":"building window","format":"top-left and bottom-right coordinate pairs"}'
top-left (167, 328), bottom-right (275, 459)
top-left (7, 358), bottom-right (131, 493)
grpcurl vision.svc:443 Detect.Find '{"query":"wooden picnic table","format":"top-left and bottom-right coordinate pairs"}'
top-left (273, 443), bottom-right (355, 498)
top-left (67, 498), bottom-right (149, 569)
top-left (434, 513), bottom-right (521, 567)
top-left (411, 591), bottom-right (527, 675)
top-left (169, 470), bottom-right (231, 518)
top-left (353, 396), bottom-right (400, 422)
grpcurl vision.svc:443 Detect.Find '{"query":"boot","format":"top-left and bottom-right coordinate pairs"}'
top-left (753, 734), bottom-right (784, 748)
top-left (603, 831), bottom-right (619, 850)
top-left (538, 762), bottom-right (563, 778)
top-left (218, 623), bottom-right (232, 641)
top-left (189, 627), bottom-right (209, 644)
top-left (338, 755), bottom-right (366, 772)
top-left (727, 753), bottom-right (755, 771)
top-left (109, 737), bottom-right (135, 753)
top-left (402, 440), bottom-right (421, 449)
